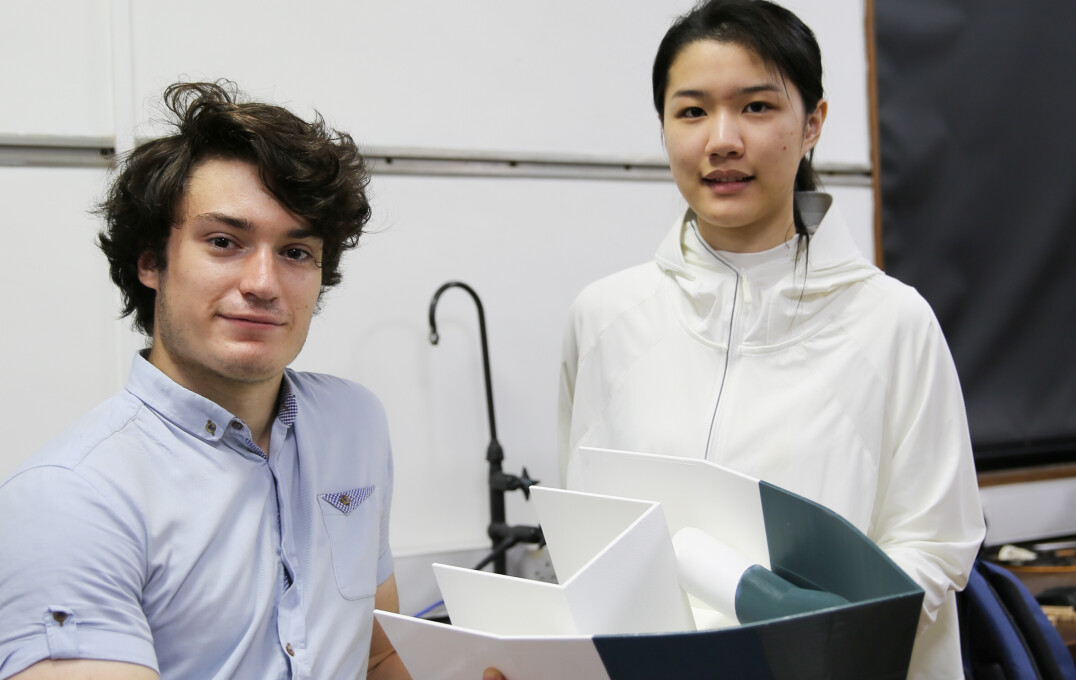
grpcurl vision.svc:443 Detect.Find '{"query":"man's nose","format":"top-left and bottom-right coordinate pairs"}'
top-left (239, 247), bottom-right (281, 301)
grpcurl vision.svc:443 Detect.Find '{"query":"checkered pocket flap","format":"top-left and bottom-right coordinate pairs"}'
top-left (320, 486), bottom-right (376, 515)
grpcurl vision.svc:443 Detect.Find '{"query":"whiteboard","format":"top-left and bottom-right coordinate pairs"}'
top-left (0, 0), bottom-right (113, 142)
top-left (128, 0), bottom-right (869, 167)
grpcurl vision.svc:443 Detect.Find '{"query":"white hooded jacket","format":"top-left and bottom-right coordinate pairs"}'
top-left (559, 194), bottom-right (984, 679)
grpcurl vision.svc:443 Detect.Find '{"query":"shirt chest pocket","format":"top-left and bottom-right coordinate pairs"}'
top-left (318, 486), bottom-right (380, 600)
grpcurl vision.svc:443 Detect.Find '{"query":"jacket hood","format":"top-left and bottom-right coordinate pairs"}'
top-left (653, 193), bottom-right (882, 345)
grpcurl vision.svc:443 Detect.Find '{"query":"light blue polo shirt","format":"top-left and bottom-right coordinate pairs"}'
top-left (0, 354), bottom-right (394, 679)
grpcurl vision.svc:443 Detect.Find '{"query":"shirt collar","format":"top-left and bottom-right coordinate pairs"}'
top-left (126, 351), bottom-right (298, 443)
top-left (278, 374), bottom-right (297, 427)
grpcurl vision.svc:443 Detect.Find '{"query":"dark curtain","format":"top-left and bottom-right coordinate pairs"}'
top-left (875, 0), bottom-right (1076, 469)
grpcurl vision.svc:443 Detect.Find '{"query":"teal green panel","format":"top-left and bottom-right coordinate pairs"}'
top-left (758, 480), bottom-right (922, 602)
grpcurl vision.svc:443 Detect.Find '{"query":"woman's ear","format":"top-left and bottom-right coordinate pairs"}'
top-left (802, 98), bottom-right (828, 154)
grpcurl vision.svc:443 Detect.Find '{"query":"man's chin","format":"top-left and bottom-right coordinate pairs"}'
top-left (209, 350), bottom-right (294, 385)
top-left (219, 362), bottom-right (289, 385)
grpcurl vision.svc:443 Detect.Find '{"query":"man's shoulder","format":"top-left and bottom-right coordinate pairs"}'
top-left (285, 371), bottom-right (392, 477)
top-left (285, 370), bottom-right (386, 421)
top-left (5, 389), bottom-right (147, 484)
top-left (287, 370), bottom-right (378, 400)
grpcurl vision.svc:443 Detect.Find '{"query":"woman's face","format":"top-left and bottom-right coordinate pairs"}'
top-left (662, 40), bottom-right (826, 252)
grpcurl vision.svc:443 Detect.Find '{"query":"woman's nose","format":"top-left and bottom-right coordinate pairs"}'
top-left (704, 112), bottom-right (744, 158)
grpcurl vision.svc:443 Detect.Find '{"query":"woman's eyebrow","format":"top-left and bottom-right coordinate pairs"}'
top-left (670, 83), bottom-right (782, 100)
top-left (669, 88), bottom-right (708, 100)
top-left (737, 83), bottom-right (782, 96)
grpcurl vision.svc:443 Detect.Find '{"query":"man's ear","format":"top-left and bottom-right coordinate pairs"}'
top-left (137, 251), bottom-right (160, 291)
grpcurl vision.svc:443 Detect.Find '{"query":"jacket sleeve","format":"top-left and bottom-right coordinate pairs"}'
top-left (869, 303), bottom-right (985, 632)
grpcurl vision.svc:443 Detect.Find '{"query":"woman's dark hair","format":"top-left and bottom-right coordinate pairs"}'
top-left (97, 80), bottom-right (372, 336)
top-left (652, 0), bottom-right (824, 237)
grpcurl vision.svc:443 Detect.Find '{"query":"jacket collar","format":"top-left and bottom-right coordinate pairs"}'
top-left (653, 193), bottom-right (881, 344)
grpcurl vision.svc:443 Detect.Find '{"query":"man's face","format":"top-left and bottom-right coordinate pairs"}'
top-left (138, 157), bottom-right (324, 397)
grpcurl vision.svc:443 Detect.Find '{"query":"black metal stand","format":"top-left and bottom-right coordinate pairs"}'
top-left (428, 281), bottom-right (544, 575)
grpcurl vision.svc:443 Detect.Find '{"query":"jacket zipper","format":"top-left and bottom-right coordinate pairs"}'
top-left (704, 259), bottom-right (743, 460)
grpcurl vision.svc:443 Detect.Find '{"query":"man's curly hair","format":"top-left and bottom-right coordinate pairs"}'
top-left (97, 80), bottom-right (372, 336)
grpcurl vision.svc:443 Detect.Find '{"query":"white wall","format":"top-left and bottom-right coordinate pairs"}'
top-left (0, 0), bottom-right (874, 615)
top-left (0, 167), bottom-right (130, 459)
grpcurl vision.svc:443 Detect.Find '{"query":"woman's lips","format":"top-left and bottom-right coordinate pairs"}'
top-left (703, 174), bottom-right (754, 194)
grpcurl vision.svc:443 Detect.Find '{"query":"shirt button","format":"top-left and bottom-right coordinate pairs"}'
top-left (286, 643), bottom-right (295, 657)
top-left (340, 495), bottom-right (351, 506)
top-left (205, 420), bottom-right (217, 435)
top-left (231, 421), bottom-right (243, 430)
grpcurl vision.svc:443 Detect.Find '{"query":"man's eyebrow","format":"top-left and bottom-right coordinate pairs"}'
top-left (194, 211), bottom-right (319, 240)
top-left (194, 211), bottom-right (252, 231)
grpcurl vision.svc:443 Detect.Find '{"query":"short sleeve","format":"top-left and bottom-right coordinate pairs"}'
top-left (377, 412), bottom-right (395, 585)
top-left (0, 466), bottom-right (159, 678)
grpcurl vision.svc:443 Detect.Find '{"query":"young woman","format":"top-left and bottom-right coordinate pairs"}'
top-left (557, 1), bottom-right (984, 676)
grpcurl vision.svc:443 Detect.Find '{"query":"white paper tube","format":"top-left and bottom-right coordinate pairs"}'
top-left (671, 527), bottom-right (758, 623)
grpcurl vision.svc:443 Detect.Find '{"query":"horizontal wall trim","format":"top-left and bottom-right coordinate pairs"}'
top-left (365, 145), bottom-right (872, 184)
top-left (0, 144), bottom-right (114, 168)
top-left (0, 134), bottom-right (114, 167)
top-left (0, 139), bottom-right (872, 185)
top-left (0, 134), bottom-right (113, 149)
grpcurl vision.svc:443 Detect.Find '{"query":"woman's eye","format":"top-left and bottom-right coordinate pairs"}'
top-left (745, 101), bottom-right (770, 114)
top-left (681, 106), bottom-right (706, 119)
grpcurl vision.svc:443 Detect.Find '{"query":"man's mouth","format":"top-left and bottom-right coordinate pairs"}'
top-left (221, 314), bottom-right (285, 326)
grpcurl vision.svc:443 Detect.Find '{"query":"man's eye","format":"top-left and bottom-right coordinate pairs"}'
top-left (210, 236), bottom-right (233, 249)
top-left (284, 248), bottom-right (312, 262)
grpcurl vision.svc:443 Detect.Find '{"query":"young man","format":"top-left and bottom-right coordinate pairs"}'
top-left (0, 82), bottom-right (409, 679)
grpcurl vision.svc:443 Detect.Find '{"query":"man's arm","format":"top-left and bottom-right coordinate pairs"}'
top-left (9, 659), bottom-right (157, 680)
top-left (367, 574), bottom-right (410, 680)
top-left (0, 466), bottom-right (159, 680)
